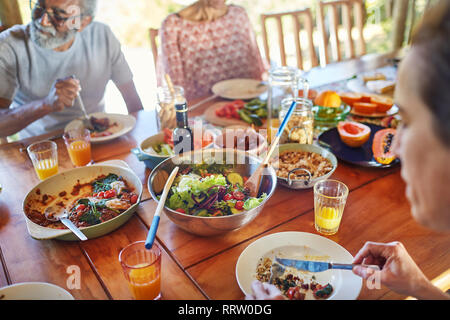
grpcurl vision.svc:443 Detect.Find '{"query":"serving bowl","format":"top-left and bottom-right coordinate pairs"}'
top-left (313, 103), bottom-right (351, 131)
top-left (272, 143), bottom-right (338, 189)
top-left (148, 149), bottom-right (277, 236)
top-left (22, 163), bottom-right (143, 241)
top-left (131, 132), bottom-right (169, 169)
top-left (132, 131), bottom-right (215, 169)
top-left (213, 128), bottom-right (267, 157)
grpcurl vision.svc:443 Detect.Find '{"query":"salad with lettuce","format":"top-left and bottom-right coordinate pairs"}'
top-left (165, 164), bottom-right (267, 217)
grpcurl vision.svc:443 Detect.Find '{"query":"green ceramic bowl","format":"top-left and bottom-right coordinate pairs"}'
top-left (313, 103), bottom-right (351, 122)
top-left (22, 164), bottom-right (143, 241)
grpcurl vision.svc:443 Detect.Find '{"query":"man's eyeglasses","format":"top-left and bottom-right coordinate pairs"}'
top-left (29, 0), bottom-right (83, 28)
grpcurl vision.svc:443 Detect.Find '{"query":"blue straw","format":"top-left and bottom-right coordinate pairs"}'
top-left (276, 100), bottom-right (297, 138)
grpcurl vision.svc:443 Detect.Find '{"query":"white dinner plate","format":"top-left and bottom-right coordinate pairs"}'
top-left (212, 78), bottom-right (267, 100)
top-left (65, 112), bottom-right (136, 143)
top-left (0, 282), bottom-right (74, 300)
top-left (235, 231), bottom-right (362, 300)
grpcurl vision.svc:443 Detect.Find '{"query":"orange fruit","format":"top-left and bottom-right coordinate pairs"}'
top-left (370, 95), bottom-right (394, 113)
top-left (339, 92), bottom-right (362, 107)
top-left (314, 90), bottom-right (342, 108)
top-left (353, 102), bottom-right (378, 114)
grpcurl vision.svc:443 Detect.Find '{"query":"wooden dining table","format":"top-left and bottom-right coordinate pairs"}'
top-left (0, 53), bottom-right (448, 301)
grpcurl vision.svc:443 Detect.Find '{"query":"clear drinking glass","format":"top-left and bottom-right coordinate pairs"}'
top-left (119, 241), bottom-right (162, 300)
top-left (314, 179), bottom-right (349, 235)
top-left (63, 128), bottom-right (92, 167)
top-left (279, 97), bottom-right (314, 144)
top-left (27, 140), bottom-right (58, 180)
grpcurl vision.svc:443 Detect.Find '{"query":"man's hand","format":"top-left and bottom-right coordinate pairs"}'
top-left (352, 241), bottom-right (447, 299)
top-left (44, 77), bottom-right (80, 112)
top-left (245, 280), bottom-right (285, 300)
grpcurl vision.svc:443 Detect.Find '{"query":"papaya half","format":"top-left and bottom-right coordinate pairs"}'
top-left (372, 128), bottom-right (397, 164)
top-left (337, 121), bottom-right (371, 148)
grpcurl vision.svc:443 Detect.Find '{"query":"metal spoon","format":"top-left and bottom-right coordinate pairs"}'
top-left (44, 206), bottom-right (88, 241)
top-left (76, 94), bottom-right (94, 131)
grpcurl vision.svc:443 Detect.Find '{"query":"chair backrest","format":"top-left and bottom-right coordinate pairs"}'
top-left (149, 28), bottom-right (159, 68)
top-left (261, 8), bottom-right (319, 70)
top-left (317, 0), bottom-right (366, 66)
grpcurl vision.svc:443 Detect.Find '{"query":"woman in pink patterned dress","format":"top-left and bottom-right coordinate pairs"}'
top-left (156, 0), bottom-right (266, 101)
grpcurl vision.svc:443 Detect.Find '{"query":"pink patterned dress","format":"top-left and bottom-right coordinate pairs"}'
top-left (156, 5), bottom-right (266, 101)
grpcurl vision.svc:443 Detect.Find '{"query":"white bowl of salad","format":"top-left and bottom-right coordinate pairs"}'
top-left (148, 148), bottom-right (277, 236)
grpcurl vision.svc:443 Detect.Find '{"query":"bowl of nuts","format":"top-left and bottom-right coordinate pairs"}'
top-left (269, 143), bottom-right (338, 189)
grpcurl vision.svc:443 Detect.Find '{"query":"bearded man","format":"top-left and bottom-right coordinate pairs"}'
top-left (0, 0), bottom-right (143, 140)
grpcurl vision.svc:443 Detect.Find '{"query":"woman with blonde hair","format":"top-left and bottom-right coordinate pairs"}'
top-left (247, 0), bottom-right (450, 300)
top-left (156, 0), bottom-right (266, 101)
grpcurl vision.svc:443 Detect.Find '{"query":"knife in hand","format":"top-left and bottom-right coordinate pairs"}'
top-left (275, 257), bottom-right (380, 273)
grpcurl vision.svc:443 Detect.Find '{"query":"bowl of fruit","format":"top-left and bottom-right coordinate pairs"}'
top-left (312, 91), bottom-right (351, 129)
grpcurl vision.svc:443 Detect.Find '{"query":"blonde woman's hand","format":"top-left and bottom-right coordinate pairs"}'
top-left (352, 241), bottom-right (448, 300)
top-left (245, 280), bottom-right (285, 300)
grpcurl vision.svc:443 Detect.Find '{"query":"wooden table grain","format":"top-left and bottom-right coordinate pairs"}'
top-left (0, 53), bottom-right (448, 300)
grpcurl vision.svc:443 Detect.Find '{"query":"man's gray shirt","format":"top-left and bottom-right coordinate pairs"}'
top-left (0, 21), bottom-right (133, 138)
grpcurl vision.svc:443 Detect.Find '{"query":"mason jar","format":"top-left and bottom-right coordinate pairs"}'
top-left (156, 86), bottom-right (185, 131)
top-left (267, 66), bottom-right (308, 142)
top-left (279, 97), bottom-right (314, 144)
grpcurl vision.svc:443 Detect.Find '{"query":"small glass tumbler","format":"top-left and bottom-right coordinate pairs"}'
top-left (63, 128), bottom-right (92, 167)
top-left (314, 179), bottom-right (349, 235)
top-left (27, 140), bottom-right (58, 180)
top-left (119, 241), bottom-right (162, 300)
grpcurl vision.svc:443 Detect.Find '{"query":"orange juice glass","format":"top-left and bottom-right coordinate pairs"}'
top-left (119, 241), bottom-right (162, 300)
top-left (314, 179), bottom-right (349, 235)
top-left (63, 128), bottom-right (92, 167)
top-left (27, 141), bottom-right (58, 180)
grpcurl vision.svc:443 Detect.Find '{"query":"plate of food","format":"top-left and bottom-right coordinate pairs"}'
top-left (346, 69), bottom-right (396, 95)
top-left (204, 99), bottom-right (267, 128)
top-left (318, 121), bottom-right (399, 168)
top-left (23, 162), bottom-right (143, 240)
top-left (212, 78), bottom-right (267, 100)
top-left (65, 112), bottom-right (136, 143)
top-left (339, 92), bottom-right (399, 118)
top-left (0, 282), bottom-right (74, 300)
top-left (269, 144), bottom-right (337, 189)
top-left (236, 231), bottom-right (362, 300)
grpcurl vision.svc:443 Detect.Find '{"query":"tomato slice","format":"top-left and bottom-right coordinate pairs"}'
top-left (130, 194), bottom-right (138, 204)
top-left (235, 200), bottom-right (244, 210)
top-left (223, 193), bottom-right (233, 201)
top-left (233, 191), bottom-right (245, 200)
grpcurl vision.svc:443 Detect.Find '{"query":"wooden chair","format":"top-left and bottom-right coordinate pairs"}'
top-left (261, 8), bottom-right (319, 70)
top-left (149, 28), bottom-right (159, 68)
top-left (317, 0), bottom-right (366, 66)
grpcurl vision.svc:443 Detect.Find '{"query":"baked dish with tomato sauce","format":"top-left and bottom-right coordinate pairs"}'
top-left (26, 174), bottom-right (139, 229)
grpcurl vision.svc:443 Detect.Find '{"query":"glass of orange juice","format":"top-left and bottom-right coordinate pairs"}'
top-left (314, 179), bottom-right (349, 235)
top-left (119, 241), bottom-right (162, 300)
top-left (63, 128), bottom-right (92, 167)
top-left (27, 140), bottom-right (59, 180)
